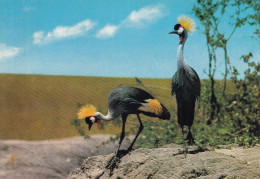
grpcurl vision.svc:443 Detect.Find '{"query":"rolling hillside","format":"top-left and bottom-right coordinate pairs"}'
top-left (0, 74), bottom-right (172, 140)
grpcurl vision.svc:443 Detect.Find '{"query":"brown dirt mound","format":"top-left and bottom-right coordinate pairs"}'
top-left (68, 144), bottom-right (260, 179)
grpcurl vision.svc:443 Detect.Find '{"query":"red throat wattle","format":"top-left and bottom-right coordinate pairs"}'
top-left (180, 36), bottom-right (183, 42)
top-left (97, 119), bottom-right (101, 125)
top-left (179, 26), bottom-right (184, 42)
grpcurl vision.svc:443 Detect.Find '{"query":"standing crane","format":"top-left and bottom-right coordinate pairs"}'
top-left (169, 16), bottom-right (201, 154)
top-left (77, 86), bottom-right (170, 168)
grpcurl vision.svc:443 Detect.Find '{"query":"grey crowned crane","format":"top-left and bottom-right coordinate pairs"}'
top-left (169, 16), bottom-right (201, 153)
top-left (77, 86), bottom-right (170, 168)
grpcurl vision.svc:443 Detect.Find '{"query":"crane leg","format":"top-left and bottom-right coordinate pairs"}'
top-left (106, 114), bottom-right (127, 169)
top-left (115, 114), bottom-right (127, 158)
top-left (186, 127), bottom-right (205, 153)
top-left (126, 114), bottom-right (144, 152)
top-left (181, 126), bottom-right (188, 157)
top-left (186, 127), bottom-right (195, 145)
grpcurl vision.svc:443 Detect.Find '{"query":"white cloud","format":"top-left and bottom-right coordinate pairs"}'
top-left (0, 43), bottom-right (22, 62)
top-left (96, 25), bottom-right (119, 39)
top-left (33, 19), bottom-right (96, 44)
top-left (23, 7), bottom-right (35, 12)
top-left (124, 4), bottom-right (165, 27)
top-left (33, 31), bottom-right (44, 44)
top-left (96, 4), bottom-right (166, 39)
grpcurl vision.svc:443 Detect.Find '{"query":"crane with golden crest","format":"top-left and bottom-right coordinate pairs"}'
top-left (169, 15), bottom-right (201, 154)
top-left (77, 86), bottom-right (170, 168)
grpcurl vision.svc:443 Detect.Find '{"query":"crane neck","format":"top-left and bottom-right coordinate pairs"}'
top-left (94, 111), bottom-right (114, 121)
top-left (177, 31), bottom-right (188, 69)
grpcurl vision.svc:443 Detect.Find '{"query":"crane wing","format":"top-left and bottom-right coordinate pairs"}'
top-left (123, 98), bottom-right (142, 106)
top-left (189, 67), bottom-right (201, 98)
top-left (171, 72), bottom-right (179, 96)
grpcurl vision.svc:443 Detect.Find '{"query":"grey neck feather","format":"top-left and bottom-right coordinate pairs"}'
top-left (94, 111), bottom-right (114, 121)
top-left (177, 31), bottom-right (188, 69)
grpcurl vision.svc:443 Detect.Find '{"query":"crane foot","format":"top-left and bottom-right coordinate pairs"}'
top-left (106, 156), bottom-right (120, 170)
top-left (125, 147), bottom-right (134, 154)
top-left (186, 131), bottom-right (195, 145)
top-left (106, 150), bottom-right (129, 170)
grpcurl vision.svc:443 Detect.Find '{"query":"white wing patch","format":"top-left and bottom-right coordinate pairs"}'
top-left (138, 100), bottom-right (150, 113)
top-left (172, 95), bottom-right (177, 112)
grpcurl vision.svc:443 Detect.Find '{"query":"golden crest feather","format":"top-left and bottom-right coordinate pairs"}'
top-left (177, 15), bottom-right (196, 33)
top-left (77, 104), bottom-right (96, 119)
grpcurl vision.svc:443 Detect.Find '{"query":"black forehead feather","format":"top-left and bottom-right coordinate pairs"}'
top-left (85, 117), bottom-right (92, 124)
top-left (174, 24), bottom-right (181, 30)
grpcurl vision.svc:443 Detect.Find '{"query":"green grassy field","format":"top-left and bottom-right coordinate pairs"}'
top-left (0, 74), bottom-right (173, 140)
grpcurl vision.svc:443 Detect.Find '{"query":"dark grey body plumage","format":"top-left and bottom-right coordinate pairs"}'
top-left (108, 87), bottom-right (168, 119)
top-left (94, 86), bottom-right (170, 169)
top-left (172, 66), bottom-right (201, 127)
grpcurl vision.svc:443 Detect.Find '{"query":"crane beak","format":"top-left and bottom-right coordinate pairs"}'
top-left (88, 123), bottom-right (93, 130)
top-left (85, 117), bottom-right (93, 131)
top-left (169, 30), bottom-right (177, 34)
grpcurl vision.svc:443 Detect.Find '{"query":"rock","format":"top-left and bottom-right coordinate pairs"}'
top-left (68, 144), bottom-right (260, 179)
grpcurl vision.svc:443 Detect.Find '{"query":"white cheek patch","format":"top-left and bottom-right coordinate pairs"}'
top-left (90, 116), bottom-right (95, 123)
top-left (178, 27), bottom-right (184, 34)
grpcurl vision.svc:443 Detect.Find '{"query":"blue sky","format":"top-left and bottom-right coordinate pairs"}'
top-left (0, 0), bottom-right (259, 79)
